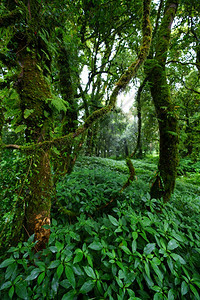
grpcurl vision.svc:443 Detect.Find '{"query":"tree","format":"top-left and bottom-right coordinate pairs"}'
top-left (145, 0), bottom-right (179, 202)
top-left (0, 0), bottom-right (152, 249)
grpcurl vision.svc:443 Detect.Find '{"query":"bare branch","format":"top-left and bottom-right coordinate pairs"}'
top-left (166, 60), bottom-right (198, 66)
top-left (4, 144), bottom-right (21, 149)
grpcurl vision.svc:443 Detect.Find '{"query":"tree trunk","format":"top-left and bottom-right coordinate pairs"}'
top-left (146, 0), bottom-right (179, 202)
top-left (15, 51), bottom-right (53, 249)
top-left (24, 150), bottom-right (52, 251)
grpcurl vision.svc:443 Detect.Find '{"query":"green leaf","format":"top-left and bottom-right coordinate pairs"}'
top-left (52, 218), bottom-right (57, 226)
top-left (62, 290), bottom-right (76, 300)
top-left (167, 239), bottom-right (179, 251)
top-left (170, 253), bottom-right (186, 264)
top-left (140, 217), bottom-right (151, 227)
top-left (160, 238), bottom-right (167, 250)
top-left (8, 286), bottom-right (14, 299)
top-left (168, 289), bottom-right (175, 300)
top-left (83, 266), bottom-right (96, 279)
top-left (144, 243), bottom-right (156, 255)
top-left (65, 266), bottom-right (76, 289)
top-left (151, 262), bottom-right (163, 282)
top-left (189, 284), bottom-right (200, 299)
top-left (51, 273), bottom-right (59, 294)
top-left (97, 280), bottom-right (103, 293)
top-left (24, 109), bottom-right (34, 119)
top-left (60, 279), bottom-right (71, 289)
top-left (181, 281), bottom-right (188, 296)
top-left (48, 260), bottom-right (60, 269)
top-left (73, 249), bottom-right (83, 264)
top-left (193, 280), bottom-right (200, 289)
top-left (55, 241), bottom-right (64, 252)
top-left (57, 264), bottom-right (64, 279)
top-left (152, 257), bottom-right (161, 265)
top-left (27, 234), bottom-right (35, 243)
top-left (25, 268), bottom-right (41, 281)
top-left (132, 240), bottom-right (137, 252)
top-left (0, 281), bottom-right (12, 290)
top-left (15, 282), bottom-right (28, 299)
top-left (87, 255), bottom-right (93, 267)
top-left (144, 261), bottom-right (150, 278)
top-left (5, 263), bottom-right (17, 280)
top-left (46, 96), bottom-right (68, 112)
top-left (171, 231), bottom-right (185, 242)
top-left (108, 215), bottom-right (119, 226)
top-left (152, 285), bottom-right (161, 292)
top-left (153, 292), bottom-right (163, 300)
top-left (88, 241), bottom-right (103, 251)
top-left (37, 272), bottom-right (45, 285)
top-left (167, 131), bottom-right (178, 136)
top-left (0, 257), bottom-right (15, 268)
top-left (116, 276), bottom-right (123, 288)
top-left (35, 261), bottom-right (46, 272)
top-left (14, 125), bottom-right (27, 133)
top-left (120, 245), bottom-right (131, 255)
top-left (49, 246), bottom-right (58, 253)
top-left (79, 280), bottom-right (95, 294)
top-left (132, 232), bottom-right (138, 240)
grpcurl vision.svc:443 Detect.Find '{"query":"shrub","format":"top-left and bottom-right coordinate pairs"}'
top-left (0, 196), bottom-right (200, 300)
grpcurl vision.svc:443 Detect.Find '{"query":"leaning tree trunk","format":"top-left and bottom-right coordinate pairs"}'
top-left (146, 0), bottom-right (179, 202)
top-left (15, 51), bottom-right (53, 250)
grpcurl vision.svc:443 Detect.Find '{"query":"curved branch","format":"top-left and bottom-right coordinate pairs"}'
top-left (183, 82), bottom-right (200, 95)
top-left (166, 60), bottom-right (198, 66)
top-left (4, 144), bottom-right (21, 149)
top-left (2, 0), bottom-right (152, 152)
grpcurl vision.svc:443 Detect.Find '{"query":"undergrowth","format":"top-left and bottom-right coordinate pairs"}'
top-left (0, 155), bottom-right (199, 299)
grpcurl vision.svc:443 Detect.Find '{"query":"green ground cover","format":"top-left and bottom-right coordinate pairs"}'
top-left (0, 156), bottom-right (200, 299)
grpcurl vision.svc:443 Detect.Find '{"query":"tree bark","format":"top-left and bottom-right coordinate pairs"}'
top-left (15, 51), bottom-right (53, 250)
top-left (146, 0), bottom-right (179, 202)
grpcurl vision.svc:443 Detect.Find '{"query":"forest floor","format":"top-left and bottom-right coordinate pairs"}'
top-left (55, 155), bottom-right (200, 217)
top-left (1, 155), bottom-right (200, 299)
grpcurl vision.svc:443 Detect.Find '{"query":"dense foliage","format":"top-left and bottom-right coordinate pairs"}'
top-left (0, 0), bottom-right (200, 298)
top-left (0, 157), bottom-right (200, 299)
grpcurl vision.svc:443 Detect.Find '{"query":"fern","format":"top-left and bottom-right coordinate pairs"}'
top-left (46, 96), bottom-right (69, 112)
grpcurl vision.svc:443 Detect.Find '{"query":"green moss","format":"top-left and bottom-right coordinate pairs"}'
top-left (146, 0), bottom-right (179, 202)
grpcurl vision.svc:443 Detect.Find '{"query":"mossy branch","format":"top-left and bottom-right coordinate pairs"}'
top-left (119, 158), bottom-right (136, 192)
top-left (155, 0), bottom-right (179, 66)
top-left (1, 0), bottom-right (152, 152)
top-left (95, 158), bottom-right (136, 214)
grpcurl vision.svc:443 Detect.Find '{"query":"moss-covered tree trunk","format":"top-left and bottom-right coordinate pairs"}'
top-left (146, 0), bottom-right (179, 202)
top-left (15, 51), bottom-right (53, 250)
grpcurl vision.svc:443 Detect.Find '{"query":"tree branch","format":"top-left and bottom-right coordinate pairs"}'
top-left (3, 144), bottom-right (21, 149)
top-left (2, 0), bottom-right (152, 152)
top-left (166, 60), bottom-right (198, 66)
